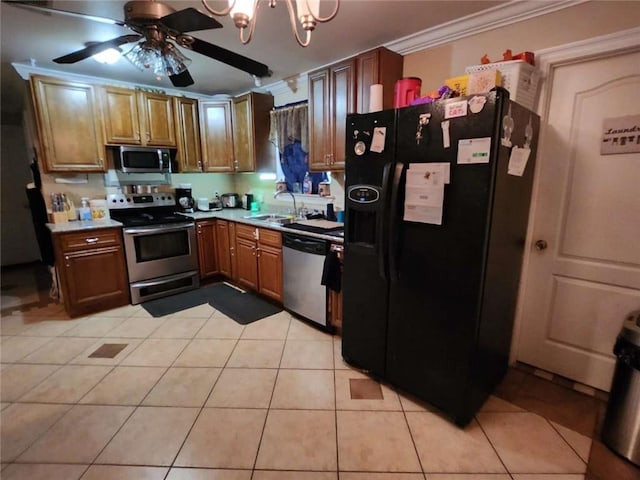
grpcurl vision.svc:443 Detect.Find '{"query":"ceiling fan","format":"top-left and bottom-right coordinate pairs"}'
top-left (10, 0), bottom-right (272, 88)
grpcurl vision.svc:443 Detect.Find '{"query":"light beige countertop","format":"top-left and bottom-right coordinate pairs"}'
top-left (46, 209), bottom-right (344, 243)
top-left (182, 209), bottom-right (344, 244)
top-left (46, 219), bottom-right (123, 234)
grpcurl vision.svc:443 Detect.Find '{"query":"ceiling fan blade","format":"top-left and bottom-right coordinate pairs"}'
top-left (161, 7), bottom-right (222, 33)
top-left (169, 70), bottom-right (195, 88)
top-left (6, 1), bottom-right (126, 26)
top-left (188, 38), bottom-right (272, 78)
top-left (53, 34), bottom-right (141, 64)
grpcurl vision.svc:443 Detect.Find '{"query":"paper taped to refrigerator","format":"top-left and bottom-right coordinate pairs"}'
top-left (407, 163), bottom-right (450, 185)
top-left (404, 163), bottom-right (447, 225)
top-left (370, 127), bottom-right (387, 153)
top-left (507, 146), bottom-right (531, 176)
top-left (457, 137), bottom-right (491, 164)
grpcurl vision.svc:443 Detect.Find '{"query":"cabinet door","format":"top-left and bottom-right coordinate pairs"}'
top-left (139, 92), bottom-right (176, 146)
top-left (329, 59), bottom-right (356, 170)
top-left (330, 289), bottom-right (343, 331)
top-left (216, 220), bottom-right (232, 277)
top-left (60, 246), bottom-right (129, 317)
top-left (200, 101), bottom-right (234, 172)
top-left (101, 86), bottom-right (142, 145)
top-left (174, 97), bottom-right (203, 172)
top-left (235, 237), bottom-right (258, 291)
top-left (258, 244), bottom-right (282, 302)
top-left (356, 47), bottom-right (404, 113)
top-left (229, 222), bottom-right (238, 280)
top-left (232, 94), bottom-right (254, 172)
top-left (308, 68), bottom-right (330, 171)
top-left (30, 75), bottom-right (106, 172)
top-left (197, 220), bottom-right (218, 278)
top-left (232, 92), bottom-right (275, 173)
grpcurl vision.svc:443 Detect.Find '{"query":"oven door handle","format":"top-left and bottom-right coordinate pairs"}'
top-left (124, 222), bottom-right (195, 235)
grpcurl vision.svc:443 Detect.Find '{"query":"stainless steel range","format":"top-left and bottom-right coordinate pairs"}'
top-left (108, 193), bottom-right (199, 304)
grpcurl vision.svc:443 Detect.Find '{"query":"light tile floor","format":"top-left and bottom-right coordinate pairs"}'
top-left (1, 299), bottom-right (598, 480)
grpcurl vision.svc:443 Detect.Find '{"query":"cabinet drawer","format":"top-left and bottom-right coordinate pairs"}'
top-left (58, 228), bottom-right (122, 252)
top-left (258, 228), bottom-right (281, 248)
top-left (236, 223), bottom-right (258, 240)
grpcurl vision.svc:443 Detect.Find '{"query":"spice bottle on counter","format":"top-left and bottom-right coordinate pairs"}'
top-left (302, 172), bottom-right (312, 194)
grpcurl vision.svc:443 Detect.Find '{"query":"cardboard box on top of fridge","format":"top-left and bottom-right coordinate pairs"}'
top-left (465, 60), bottom-right (539, 110)
top-left (444, 75), bottom-right (469, 97)
top-left (467, 70), bottom-right (503, 94)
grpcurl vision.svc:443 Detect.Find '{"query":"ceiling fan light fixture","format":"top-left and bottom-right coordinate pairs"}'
top-left (201, 0), bottom-right (339, 47)
top-left (92, 47), bottom-right (123, 65)
top-left (160, 43), bottom-right (192, 76)
top-left (124, 42), bottom-right (161, 71)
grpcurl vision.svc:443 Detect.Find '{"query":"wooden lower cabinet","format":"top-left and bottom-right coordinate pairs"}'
top-left (53, 228), bottom-right (129, 317)
top-left (328, 244), bottom-right (344, 330)
top-left (196, 220), bottom-right (218, 278)
top-left (215, 220), bottom-right (233, 278)
top-left (234, 223), bottom-right (283, 302)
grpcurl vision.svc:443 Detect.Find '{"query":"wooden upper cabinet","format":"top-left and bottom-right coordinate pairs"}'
top-left (355, 47), bottom-right (403, 113)
top-left (139, 91), bottom-right (176, 146)
top-left (330, 59), bottom-right (356, 170)
top-left (174, 97), bottom-right (202, 172)
top-left (308, 47), bottom-right (403, 172)
top-left (101, 87), bottom-right (176, 147)
top-left (199, 100), bottom-right (234, 172)
top-left (232, 92), bottom-right (275, 172)
top-left (100, 86), bottom-right (141, 145)
top-left (308, 68), bottom-right (330, 172)
top-left (308, 59), bottom-right (355, 171)
top-left (29, 74), bottom-right (106, 173)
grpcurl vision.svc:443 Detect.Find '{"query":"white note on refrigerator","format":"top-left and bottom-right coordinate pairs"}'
top-left (507, 146), bottom-right (531, 176)
top-left (407, 163), bottom-right (450, 185)
top-left (457, 137), bottom-right (491, 164)
top-left (404, 163), bottom-right (448, 224)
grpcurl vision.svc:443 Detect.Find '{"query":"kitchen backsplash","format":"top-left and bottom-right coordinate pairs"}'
top-left (41, 170), bottom-right (344, 214)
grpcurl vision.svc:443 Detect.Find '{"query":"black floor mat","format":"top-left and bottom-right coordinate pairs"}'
top-left (206, 283), bottom-right (282, 325)
top-left (142, 283), bottom-right (282, 324)
top-left (141, 288), bottom-right (209, 318)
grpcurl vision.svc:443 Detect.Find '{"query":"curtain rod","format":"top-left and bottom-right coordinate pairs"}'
top-left (272, 100), bottom-right (308, 111)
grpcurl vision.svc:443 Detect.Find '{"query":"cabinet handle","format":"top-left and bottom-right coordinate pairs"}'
top-left (146, 132), bottom-right (150, 141)
top-left (64, 255), bottom-right (70, 267)
top-left (85, 237), bottom-right (99, 244)
top-left (256, 248), bottom-right (261, 258)
top-left (135, 132), bottom-right (140, 140)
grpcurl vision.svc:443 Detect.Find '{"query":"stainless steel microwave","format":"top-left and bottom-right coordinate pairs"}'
top-left (114, 146), bottom-right (172, 173)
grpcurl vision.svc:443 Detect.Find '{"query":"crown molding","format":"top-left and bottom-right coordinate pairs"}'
top-left (11, 62), bottom-right (230, 100)
top-left (385, 0), bottom-right (587, 55)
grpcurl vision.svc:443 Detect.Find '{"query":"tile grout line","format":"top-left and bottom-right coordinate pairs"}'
top-left (249, 312), bottom-right (292, 479)
top-left (164, 309), bottom-right (244, 473)
top-left (474, 410), bottom-right (518, 478)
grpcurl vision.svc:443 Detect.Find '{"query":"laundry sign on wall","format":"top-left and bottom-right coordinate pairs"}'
top-left (600, 115), bottom-right (640, 155)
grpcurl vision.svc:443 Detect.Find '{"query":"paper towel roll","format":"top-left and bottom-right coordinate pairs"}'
top-left (369, 84), bottom-right (383, 113)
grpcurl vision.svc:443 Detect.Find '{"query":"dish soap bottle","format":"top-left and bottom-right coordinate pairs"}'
top-left (79, 197), bottom-right (92, 221)
top-left (302, 172), bottom-right (312, 194)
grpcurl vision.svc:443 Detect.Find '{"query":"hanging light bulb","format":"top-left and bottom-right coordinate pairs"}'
top-left (200, 0), bottom-right (339, 47)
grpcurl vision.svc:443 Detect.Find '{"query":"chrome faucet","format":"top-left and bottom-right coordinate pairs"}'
top-left (274, 191), bottom-right (298, 218)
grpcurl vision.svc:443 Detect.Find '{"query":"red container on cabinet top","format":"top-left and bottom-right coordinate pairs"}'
top-left (394, 77), bottom-right (422, 108)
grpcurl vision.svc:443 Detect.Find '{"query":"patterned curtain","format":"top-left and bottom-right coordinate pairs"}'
top-left (269, 102), bottom-right (326, 193)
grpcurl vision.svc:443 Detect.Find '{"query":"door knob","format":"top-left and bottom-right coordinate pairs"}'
top-left (535, 240), bottom-right (548, 251)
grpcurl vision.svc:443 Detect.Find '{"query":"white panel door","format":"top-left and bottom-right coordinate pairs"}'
top-left (516, 47), bottom-right (640, 391)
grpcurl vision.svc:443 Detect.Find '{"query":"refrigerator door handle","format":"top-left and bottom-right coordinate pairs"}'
top-left (377, 162), bottom-right (393, 280)
top-left (389, 162), bottom-right (406, 282)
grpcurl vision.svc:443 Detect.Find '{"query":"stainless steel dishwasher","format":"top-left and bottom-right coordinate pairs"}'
top-left (282, 233), bottom-right (329, 328)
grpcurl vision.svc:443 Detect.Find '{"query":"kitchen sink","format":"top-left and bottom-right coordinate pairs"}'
top-left (243, 213), bottom-right (294, 225)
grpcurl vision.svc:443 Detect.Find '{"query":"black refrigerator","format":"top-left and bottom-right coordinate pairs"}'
top-left (342, 89), bottom-right (539, 426)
